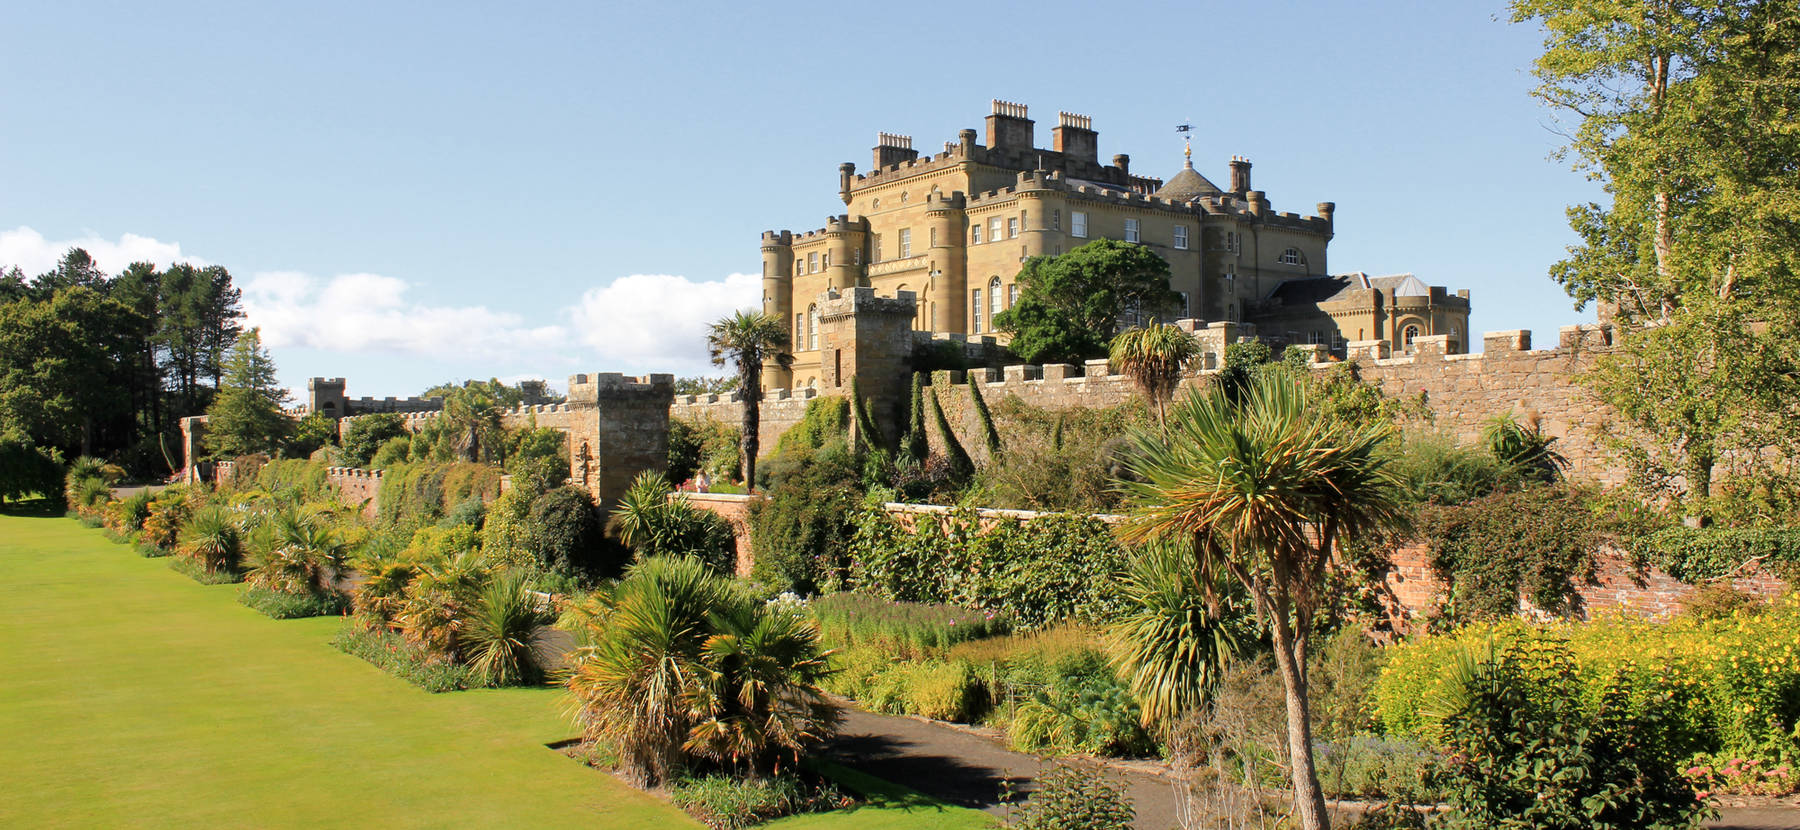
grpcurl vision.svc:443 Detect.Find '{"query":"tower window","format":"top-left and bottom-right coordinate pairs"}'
top-left (1173, 224), bottom-right (1188, 250)
top-left (795, 313), bottom-right (803, 347)
top-left (1052, 209), bottom-right (1061, 231)
top-left (1071, 211), bottom-right (1088, 238)
top-left (972, 289), bottom-right (984, 333)
top-left (1279, 247), bottom-right (1305, 266)
top-left (853, 249), bottom-right (862, 265)
top-left (1007, 217), bottom-right (1019, 238)
top-left (972, 224), bottom-right (982, 245)
top-left (929, 227), bottom-right (938, 247)
top-left (899, 228), bottom-right (912, 258)
top-left (990, 217), bottom-right (1003, 242)
top-left (808, 305), bottom-right (819, 351)
top-left (1403, 324), bottom-right (1420, 349)
top-left (808, 252), bottom-right (818, 273)
top-left (989, 277), bottom-right (1003, 319)
top-left (1124, 218), bottom-right (1139, 243)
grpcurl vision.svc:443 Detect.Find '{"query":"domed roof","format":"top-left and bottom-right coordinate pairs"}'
top-left (1154, 159), bottom-right (1223, 202)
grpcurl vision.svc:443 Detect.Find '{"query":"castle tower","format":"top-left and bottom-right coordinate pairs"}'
top-left (564, 372), bottom-right (675, 517)
top-left (924, 191), bottom-right (967, 333)
top-left (822, 215), bottom-right (867, 291)
top-left (760, 230), bottom-right (795, 389)
top-left (816, 287), bottom-right (917, 445)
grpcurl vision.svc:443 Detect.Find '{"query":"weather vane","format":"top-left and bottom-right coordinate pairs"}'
top-left (1176, 122), bottom-right (1194, 165)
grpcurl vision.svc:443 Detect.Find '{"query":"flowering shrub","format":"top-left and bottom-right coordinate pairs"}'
top-left (1376, 594), bottom-right (1800, 771)
top-left (1683, 753), bottom-right (1797, 798)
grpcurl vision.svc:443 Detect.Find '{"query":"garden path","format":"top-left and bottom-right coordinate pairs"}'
top-left (824, 704), bottom-right (1800, 830)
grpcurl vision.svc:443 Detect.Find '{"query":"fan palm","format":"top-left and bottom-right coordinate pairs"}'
top-left (706, 311), bottom-right (794, 487)
top-left (178, 505), bottom-right (242, 573)
top-left (1109, 321), bottom-right (1200, 429)
top-left (246, 507), bottom-right (348, 595)
top-left (442, 385), bottom-right (501, 463)
top-left (1119, 371), bottom-right (1407, 830)
top-left (685, 601), bottom-right (840, 774)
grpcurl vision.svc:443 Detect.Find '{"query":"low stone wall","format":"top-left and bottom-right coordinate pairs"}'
top-left (683, 493), bottom-right (758, 577)
top-left (1384, 543), bottom-right (1789, 621)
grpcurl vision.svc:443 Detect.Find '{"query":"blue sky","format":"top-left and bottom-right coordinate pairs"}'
top-left (1, 0), bottom-right (1601, 399)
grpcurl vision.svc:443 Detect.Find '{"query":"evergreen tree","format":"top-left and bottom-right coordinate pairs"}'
top-left (967, 375), bottom-right (1002, 456)
top-left (900, 373), bottom-right (928, 463)
top-left (928, 388), bottom-right (972, 478)
top-left (204, 328), bottom-right (290, 458)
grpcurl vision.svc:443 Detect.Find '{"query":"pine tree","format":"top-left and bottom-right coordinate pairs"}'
top-left (204, 328), bottom-right (290, 458)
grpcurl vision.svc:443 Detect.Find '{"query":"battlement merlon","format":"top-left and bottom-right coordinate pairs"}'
top-left (817, 286), bottom-right (918, 320)
top-left (566, 372), bottom-right (676, 405)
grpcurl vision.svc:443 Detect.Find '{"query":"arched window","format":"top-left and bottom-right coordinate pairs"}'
top-left (1278, 247), bottom-right (1305, 266)
top-left (1402, 324), bottom-right (1420, 349)
top-left (808, 304), bottom-right (819, 351)
top-left (989, 277), bottom-right (1003, 318)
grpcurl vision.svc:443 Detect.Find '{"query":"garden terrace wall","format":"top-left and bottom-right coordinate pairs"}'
top-left (1382, 543), bottom-right (1789, 623)
top-left (326, 467), bottom-right (385, 519)
top-left (682, 493), bottom-right (757, 577)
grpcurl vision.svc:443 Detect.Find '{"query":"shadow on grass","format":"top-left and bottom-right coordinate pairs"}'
top-left (821, 734), bottom-right (1025, 813)
top-left (0, 497), bottom-right (64, 518)
top-left (809, 758), bottom-right (987, 814)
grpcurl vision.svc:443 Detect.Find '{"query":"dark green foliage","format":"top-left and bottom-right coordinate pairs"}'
top-left (1484, 411), bottom-right (1565, 484)
top-left (1105, 541), bottom-right (1250, 727)
top-left (168, 555), bottom-right (243, 584)
top-left (667, 417), bottom-right (739, 485)
top-left (993, 239), bottom-right (1182, 364)
top-left (967, 376), bottom-right (1002, 456)
top-left (341, 414), bottom-right (407, 468)
top-left (1387, 430), bottom-right (1503, 506)
top-left (768, 397), bottom-right (849, 461)
top-left (1437, 641), bottom-right (1711, 830)
top-left (899, 374), bottom-right (928, 464)
top-left (287, 412), bottom-right (337, 459)
top-left (1640, 526), bottom-right (1800, 583)
top-left (331, 624), bottom-right (477, 693)
top-left (1419, 486), bottom-right (1601, 620)
top-left (252, 458), bottom-right (331, 502)
top-left (748, 442), bottom-right (862, 593)
top-left (525, 485), bottom-right (606, 574)
top-left (1009, 763), bottom-right (1135, 830)
top-left (462, 570), bottom-right (554, 686)
top-left (972, 397), bottom-right (1147, 514)
top-left (0, 430), bottom-right (64, 504)
top-left (927, 388), bottom-right (973, 479)
top-left (848, 508), bottom-right (1127, 630)
top-left (1215, 339), bottom-right (1274, 404)
top-left (375, 462), bottom-right (502, 529)
top-left (239, 586), bottom-right (349, 619)
top-left (1005, 651), bottom-right (1155, 756)
top-left (669, 772), bottom-right (841, 830)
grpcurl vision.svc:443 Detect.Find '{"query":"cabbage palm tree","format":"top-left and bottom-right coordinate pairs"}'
top-left (685, 600), bottom-right (839, 774)
top-left (1119, 371), bottom-right (1406, 830)
top-left (178, 505), bottom-right (242, 574)
top-left (1109, 322), bottom-right (1199, 429)
top-left (463, 570), bottom-right (554, 686)
top-left (1105, 540), bottom-right (1243, 729)
top-left (442, 385), bottom-right (501, 463)
top-left (246, 507), bottom-right (347, 596)
top-left (706, 311), bottom-right (793, 487)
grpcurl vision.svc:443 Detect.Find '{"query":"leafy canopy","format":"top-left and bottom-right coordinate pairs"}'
top-left (995, 240), bottom-right (1182, 364)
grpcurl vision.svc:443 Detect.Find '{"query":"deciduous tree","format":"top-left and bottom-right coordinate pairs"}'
top-left (994, 240), bottom-right (1182, 364)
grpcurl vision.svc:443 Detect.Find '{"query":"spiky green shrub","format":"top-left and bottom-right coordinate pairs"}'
top-left (608, 472), bottom-right (735, 571)
top-left (245, 507), bottom-right (347, 597)
top-left (462, 570), bottom-right (553, 686)
top-left (1010, 763), bottom-right (1135, 830)
top-left (1105, 540), bottom-right (1248, 728)
top-left (178, 505), bottom-right (242, 574)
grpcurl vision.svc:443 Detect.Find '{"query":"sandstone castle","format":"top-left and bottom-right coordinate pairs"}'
top-left (760, 100), bottom-right (1472, 389)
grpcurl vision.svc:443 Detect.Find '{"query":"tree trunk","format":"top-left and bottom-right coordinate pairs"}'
top-left (740, 368), bottom-right (761, 488)
top-left (1269, 614), bottom-right (1330, 830)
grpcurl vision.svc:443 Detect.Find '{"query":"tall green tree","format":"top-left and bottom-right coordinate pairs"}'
top-left (0, 286), bottom-right (143, 457)
top-left (441, 384), bottom-right (501, 463)
top-left (994, 240), bottom-right (1182, 364)
top-left (1120, 372), bottom-right (1407, 830)
top-left (158, 262), bottom-right (243, 417)
top-left (706, 310), bottom-right (793, 487)
top-left (204, 328), bottom-right (290, 458)
top-left (1513, 0), bottom-right (1800, 504)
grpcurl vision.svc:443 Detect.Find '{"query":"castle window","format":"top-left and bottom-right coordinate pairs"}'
top-left (853, 249), bottom-right (862, 265)
top-left (1279, 247), bottom-right (1305, 266)
top-left (900, 191), bottom-right (909, 204)
top-left (1052, 209), bottom-right (1061, 231)
top-left (1224, 231), bottom-right (1241, 255)
top-left (795, 261), bottom-right (803, 277)
top-left (1227, 303), bottom-right (1238, 322)
top-left (898, 228), bottom-right (911, 258)
top-left (1071, 211), bottom-right (1088, 238)
top-left (808, 252), bottom-right (819, 273)
top-left (1009, 283), bottom-right (1019, 308)
top-left (822, 251), bottom-right (830, 268)
top-left (1173, 225), bottom-right (1189, 250)
top-left (795, 313), bottom-right (803, 347)
top-left (972, 224), bottom-right (982, 245)
top-left (1403, 324), bottom-right (1420, 349)
top-left (1007, 217), bottom-right (1019, 239)
top-left (1177, 291), bottom-right (1190, 316)
top-left (1124, 218), bottom-right (1139, 243)
top-left (1310, 331), bottom-right (1324, 345)
top-left (1223, 269), bottom-right (1235, 293)
top-left (972, 289), bottom-right (984, 333)
top-left (874, 235), bottom-right (883, 261)
top-left (929, 227), bottom-right (938, 247)
top-left (990, 217), bottom-right (1003, 242)
top-left (808, 305), bottom-right (819, 350)
top-left (989, 277), bottom-right (1003, 319)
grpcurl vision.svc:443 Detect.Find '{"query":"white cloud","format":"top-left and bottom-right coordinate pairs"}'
top-left (569, 273), bottom-right (763, 376)
top-left (242, 270), bottom-right (569, 361)
top-left (0, 226), bottom-right (206, 276)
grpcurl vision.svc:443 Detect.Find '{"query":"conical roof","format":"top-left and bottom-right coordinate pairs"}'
top-left (1154, 159), bottom-right (1223, 202)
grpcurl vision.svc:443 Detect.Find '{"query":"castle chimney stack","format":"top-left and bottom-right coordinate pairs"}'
top-left (872, 133), bottom-right (918, 169)
top-left (1052, 111), bottom-right (1097, 164)
top-left (1112, 153), bottom-right (1130, 175)
top-left (958, 128), bottom-right (977, 156)
top-left (838, 162), bottom-right (856, 204)
top-left (985, 100), bottom-right (1034, 152)
top-left (1229, 156), bottom-right (1252, 195)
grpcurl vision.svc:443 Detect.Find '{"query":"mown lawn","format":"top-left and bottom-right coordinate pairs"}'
top-left (0, 509), bottom-right (989, 829)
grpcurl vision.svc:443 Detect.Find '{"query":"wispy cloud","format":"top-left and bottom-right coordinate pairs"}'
top-left (242, 270), bottom-right (568, 360)
top-left (0, 226), bottom-right (206, 276)
top-left (568, 272), bottom-right (763, 376)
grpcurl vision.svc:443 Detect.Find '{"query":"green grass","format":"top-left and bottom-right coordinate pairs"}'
top-left (0, 509), bottom-right (990, 830)
top-left (0, 512), bottom-right (682, 829)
